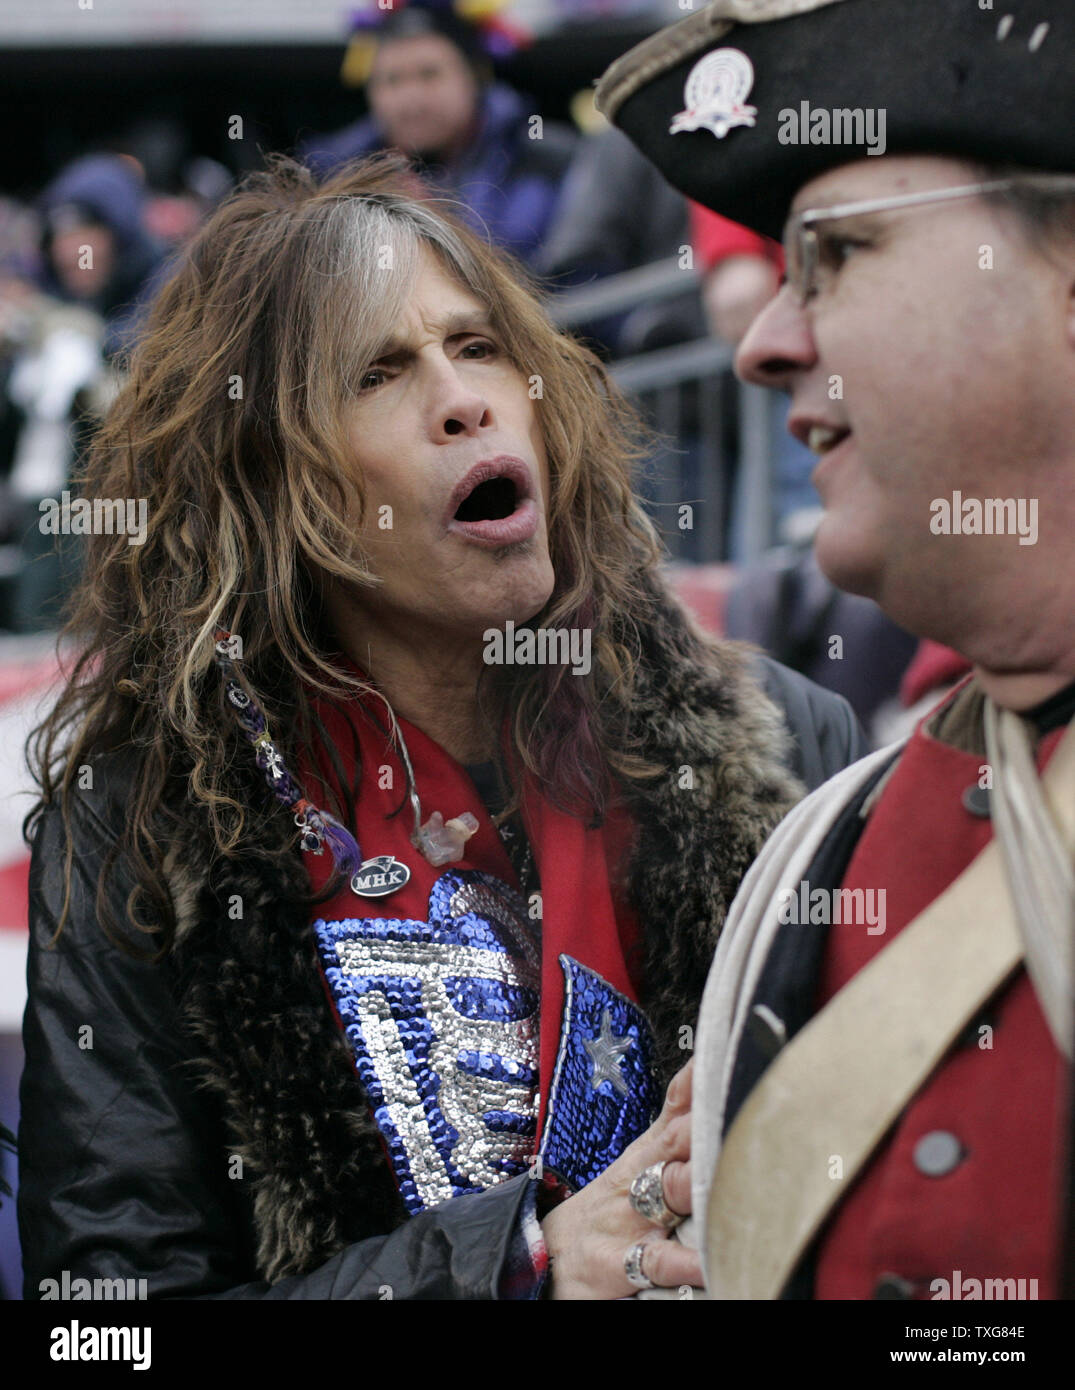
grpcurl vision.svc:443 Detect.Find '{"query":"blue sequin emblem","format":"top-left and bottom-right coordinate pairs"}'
top-left (315, 870), bottom-right (540, 1215)
top-left (539, 955), bottom-right (660, 1191)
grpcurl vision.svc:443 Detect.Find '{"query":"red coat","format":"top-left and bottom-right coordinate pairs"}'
top-left (813, 714), bottom-right (1067, 1299)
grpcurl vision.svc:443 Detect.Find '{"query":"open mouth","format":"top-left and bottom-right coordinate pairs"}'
top-left (808, 425), bottom-right (852, 456)
top-left (453, 475), bottom-right (519, 523)
top-left (447, 458), bottom-right (538, 548)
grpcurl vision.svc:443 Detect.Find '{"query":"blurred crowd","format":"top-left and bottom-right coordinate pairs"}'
top-left (0, 0), bottom-right (935, 742)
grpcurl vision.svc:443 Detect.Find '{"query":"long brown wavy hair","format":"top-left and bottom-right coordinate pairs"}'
top-left (25, 151), bottom-right (669, 958)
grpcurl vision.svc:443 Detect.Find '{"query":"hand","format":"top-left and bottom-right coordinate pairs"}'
top-left (540, 1058), bottom-right (703, 1299)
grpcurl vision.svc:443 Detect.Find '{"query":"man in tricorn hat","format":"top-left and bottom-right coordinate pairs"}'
top-left (596, 0), bottom-right (1075, 1299)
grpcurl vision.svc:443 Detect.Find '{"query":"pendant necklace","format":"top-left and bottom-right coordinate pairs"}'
top-left (347, 687), bottom-right (479, 899)
top-left (212, 630), bottom-right (478, 903)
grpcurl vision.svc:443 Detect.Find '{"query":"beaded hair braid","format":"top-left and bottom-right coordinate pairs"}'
top-left (212, 628), bottom-right (362, 877)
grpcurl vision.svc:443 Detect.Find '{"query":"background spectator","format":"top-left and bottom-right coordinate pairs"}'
top-left (723, 531), bottom-right (919, 734)
top-left (36, 153), bottom-right (171, 361)
top-left (690, 200), bottom-right (820, 544)
top-left (0, 153), bottom-right (164, 635)
top-left (299, 1), bottom-right (577, 267)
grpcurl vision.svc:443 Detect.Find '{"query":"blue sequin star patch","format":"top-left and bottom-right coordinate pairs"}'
top-left (315, 870), bottom-right (541, 1215)
top-left (540, 956), bottom-right (660, 1192)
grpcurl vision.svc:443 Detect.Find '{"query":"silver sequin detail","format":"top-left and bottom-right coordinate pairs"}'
top-left (331, 884), bottom-right (540, 1211)
top-left (448, 879), bottom-right (541, 968)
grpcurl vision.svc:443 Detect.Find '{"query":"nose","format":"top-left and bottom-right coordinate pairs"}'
top-left (427, 355), bottom-right (492, 443)
top-left (734, 285), bottom-right (819, 390)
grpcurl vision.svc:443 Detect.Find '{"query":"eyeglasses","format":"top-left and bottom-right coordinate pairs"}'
top-left (783, 174), bottom-right (1075, 306)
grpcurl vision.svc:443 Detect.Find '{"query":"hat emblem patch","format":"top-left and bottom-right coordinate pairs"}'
top-left (670, 48), bottom-right (758, 140)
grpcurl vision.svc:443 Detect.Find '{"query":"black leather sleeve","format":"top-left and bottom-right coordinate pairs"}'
top-left (18, 789), bottom-right (537, 1301)
top-left (752, 654), bottom-right (872, 792)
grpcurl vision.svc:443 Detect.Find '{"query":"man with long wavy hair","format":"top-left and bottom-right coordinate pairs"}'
top-left (17, 152), bottom-right (863, 1300)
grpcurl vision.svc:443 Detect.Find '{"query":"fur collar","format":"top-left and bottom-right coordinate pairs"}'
top-left (168, 579), bottom-right (802, 1281)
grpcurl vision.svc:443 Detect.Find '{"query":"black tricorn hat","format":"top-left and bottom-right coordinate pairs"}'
top-left (595, 0), bottom-right (1074, 241)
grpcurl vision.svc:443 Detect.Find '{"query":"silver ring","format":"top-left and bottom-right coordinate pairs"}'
top-left (629, 1160), bottom-right (683, 1230)
top-left (623, 1239), bottom-right (655, 1290)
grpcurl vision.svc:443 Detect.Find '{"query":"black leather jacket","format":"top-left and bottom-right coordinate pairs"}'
top-left (17, 656), bottom-right (866, 1300)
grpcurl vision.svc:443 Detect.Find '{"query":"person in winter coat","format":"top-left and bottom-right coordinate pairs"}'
top-left (37, 153), bottom-right (171, 362)
top-left (299, 1), bottom-right (576, 269)
top-left (17, 151), bottom-right (865, 1301)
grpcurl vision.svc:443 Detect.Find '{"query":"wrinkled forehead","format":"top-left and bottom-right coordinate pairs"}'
top-left (383, 250), bottom-right (494, 342)
top-left (412, 240), bottom-right (490, 311)
top-left (340, 235), bottom-right (506, 379)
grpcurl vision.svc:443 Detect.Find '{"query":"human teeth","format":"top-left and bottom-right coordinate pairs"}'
top-left (808, 426), bottom-right (845, 454)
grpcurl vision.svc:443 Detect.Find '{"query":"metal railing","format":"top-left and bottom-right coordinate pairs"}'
top-left (547, 257), bottom-right (778, 564)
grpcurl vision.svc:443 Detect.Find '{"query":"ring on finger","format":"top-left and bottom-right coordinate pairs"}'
top-left (623, 1237), bottom-right (659, 1290)
top-left (629, 1160), bottom-right (684, 1230)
